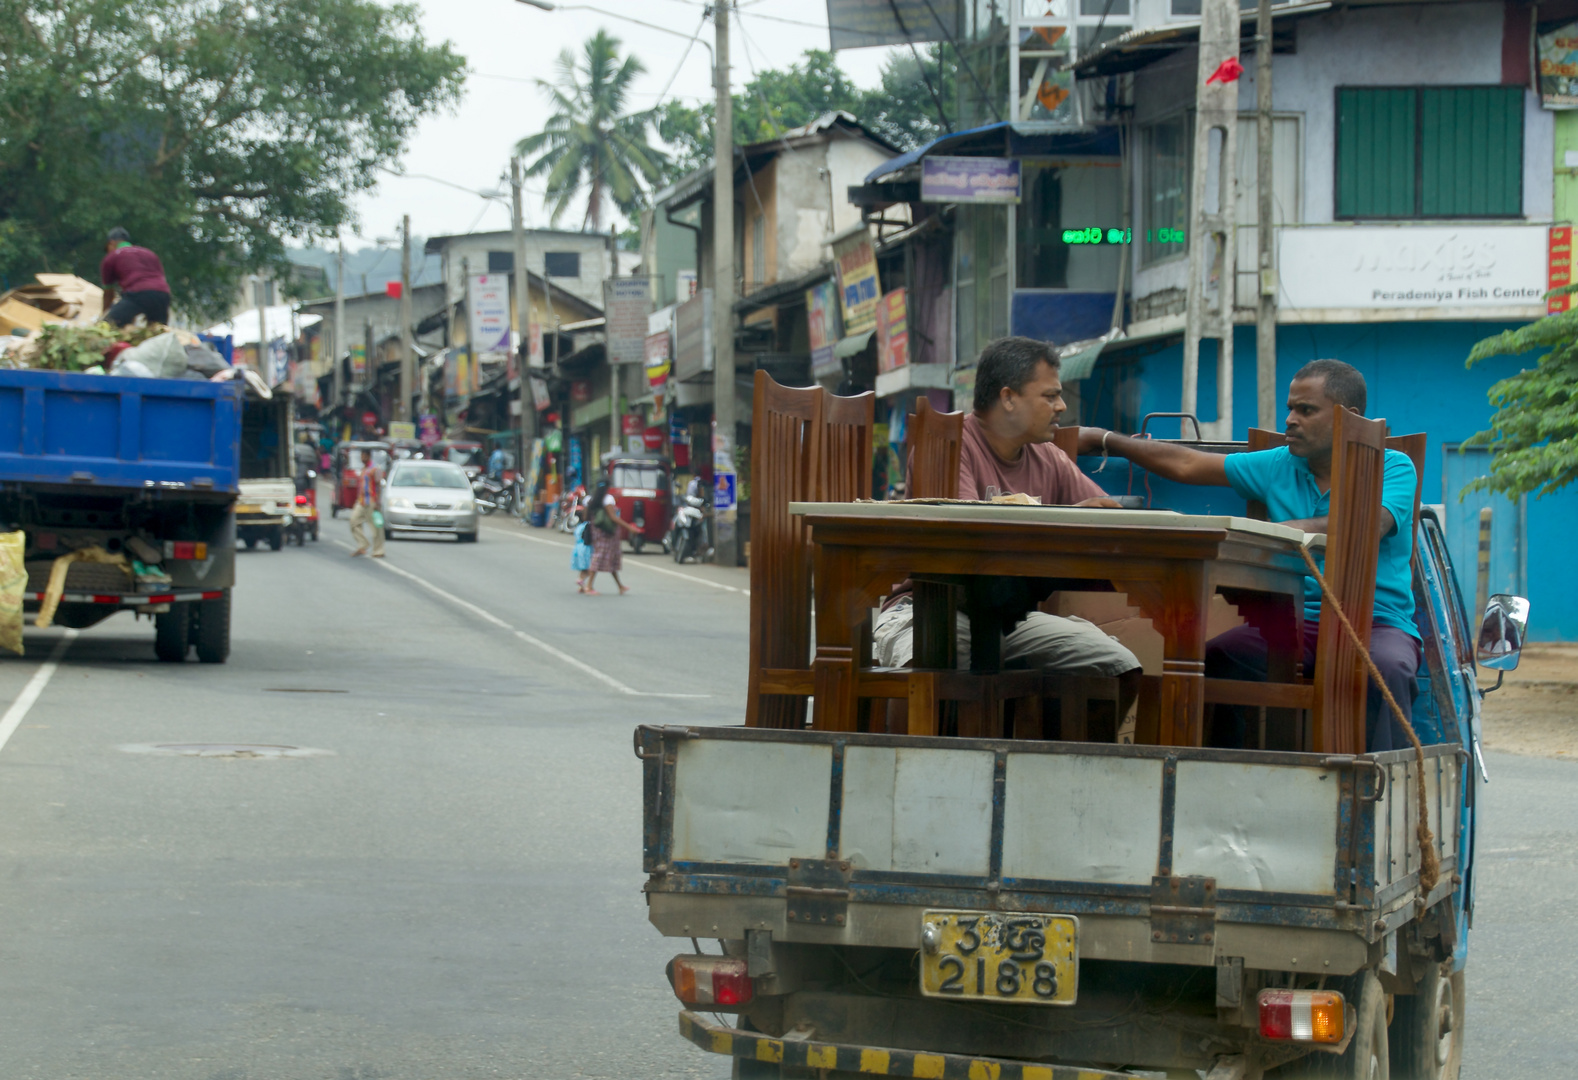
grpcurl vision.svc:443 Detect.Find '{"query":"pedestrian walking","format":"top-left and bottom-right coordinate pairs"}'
top-left (349, 449), bottom-right (385, 558)
top-left (582, 478), bottom-right (637, 595)
top-left (571, 519), bottom-right (593, 592)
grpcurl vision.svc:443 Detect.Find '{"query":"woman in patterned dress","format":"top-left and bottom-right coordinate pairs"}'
top-left (584, 478), bottom-right (638, 595)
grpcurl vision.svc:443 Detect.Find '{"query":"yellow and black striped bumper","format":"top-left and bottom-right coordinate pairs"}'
top-left (679, 1011), bottom-right (1129, 1080)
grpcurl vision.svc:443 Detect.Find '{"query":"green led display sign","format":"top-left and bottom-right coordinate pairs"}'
top-left (1060, 228), bottom-right (1186, 245)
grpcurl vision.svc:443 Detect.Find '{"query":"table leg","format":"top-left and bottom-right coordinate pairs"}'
top-left (1117, 572), bottom-right (1208, 747)
top-left (812, 547), bottom-right (859, 732)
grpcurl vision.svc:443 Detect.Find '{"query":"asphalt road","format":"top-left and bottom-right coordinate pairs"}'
top-left (0, 516), bottom-right (1569, 1078)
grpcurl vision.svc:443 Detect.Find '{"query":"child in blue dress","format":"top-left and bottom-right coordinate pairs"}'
top-left (571, 520), bottom-right (593, 592)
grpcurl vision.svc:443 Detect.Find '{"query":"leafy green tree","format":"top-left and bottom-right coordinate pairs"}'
top-left (0, 0), bottom-right (465, 320)
top-left (515, 30), bottom-right (668, 231)
top-left (1463, 307), bottom-right (1578, 498)
top-left (654, 47), bottom-right (954, 183)
top-left (862, 44), bottom-right (957, 152)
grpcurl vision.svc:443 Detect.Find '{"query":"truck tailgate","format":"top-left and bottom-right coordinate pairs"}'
top-left (0, 368), bottom-right (242, 492)
top-left (640, 725), bottom-right (1461, 972)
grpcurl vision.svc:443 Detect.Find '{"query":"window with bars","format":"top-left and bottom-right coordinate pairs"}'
top-left (1336, 86), bottom-right (1524, 219)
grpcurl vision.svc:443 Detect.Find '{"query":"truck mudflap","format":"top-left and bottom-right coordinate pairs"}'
top-left (678, 1011), bottom-right (1131, 1080)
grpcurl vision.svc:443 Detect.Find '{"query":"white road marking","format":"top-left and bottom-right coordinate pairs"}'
top-left (334, 541), bottom-right (708, 698)
top-left (0, 631), bottom-right (77, 755)
top-left (483, 525), bottom-right (750, 595)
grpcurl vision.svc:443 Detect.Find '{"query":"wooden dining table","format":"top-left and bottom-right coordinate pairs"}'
top-left (790, 502), bottom-right (1321, 746)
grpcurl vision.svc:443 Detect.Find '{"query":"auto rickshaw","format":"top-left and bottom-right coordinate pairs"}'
top-left (604, 454), bottom-right (672, 554)
top-left (332, 441), bottom-right (391, 517)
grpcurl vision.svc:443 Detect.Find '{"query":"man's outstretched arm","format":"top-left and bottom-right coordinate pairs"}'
top-left (1077, 428), bottom-right (1231, 487)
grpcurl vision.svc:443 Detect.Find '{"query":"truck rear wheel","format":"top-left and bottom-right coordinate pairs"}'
top-left (193, 590), bottom-right (231, 664)
top-left (154, 606), bottom-right (191, 662)
top-left (269, 527), bottom-right (284, 551)
top-left (1390, 963), bottom-right (1462, 1080)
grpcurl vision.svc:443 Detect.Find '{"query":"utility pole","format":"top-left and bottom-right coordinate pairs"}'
top-left (1182, 0), bottom-right (1239, 440)
top-left (398, 214), bottom-right (414, 423)
top-left (1254, 0), bottom-right (1278, 431)
top-left (334, 241), bottom-right (347, 423)
top-left (711, 0), bottom-right (738, 567)
top-left (511, 157), bottom-right (536, 468)
top-left (255, 276), bottom-right (268, 381)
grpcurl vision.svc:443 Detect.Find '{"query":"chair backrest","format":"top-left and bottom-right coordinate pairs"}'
top-left (906, 397), bottom-right (964, 500)
top-left (1244, 427), bottom-right (1285, 520)
top-left (1311, 406), bottom-right (1389, 755)
top-left (822, 389), bottom-right (875, 504)
top-left (747, 370), bottom-right (824, 728)
top-left (1385, 432), bottom-right (1426, 536)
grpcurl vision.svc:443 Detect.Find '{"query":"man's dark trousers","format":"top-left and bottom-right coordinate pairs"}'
top-left (1205, 621), bottom-right (1419, 752)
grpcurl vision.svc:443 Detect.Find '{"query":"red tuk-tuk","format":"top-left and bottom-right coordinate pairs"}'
top-left (604, 454), bottom-right (672, 553)
top-left (332, 440), bottom-right (390, 517)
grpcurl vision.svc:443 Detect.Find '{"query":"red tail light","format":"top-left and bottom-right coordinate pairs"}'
top-left (669, 955), bottom-right (753, 1007)
top-left (170, 542), bottom-right (208, 560)
top-left (1258, 989), bottom-right (1345, 1043)
top-left (295, 495), bottom-right (308, 505)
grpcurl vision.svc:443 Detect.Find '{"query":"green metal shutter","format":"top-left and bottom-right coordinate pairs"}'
top-left (1420, 86), bottom-right (1524, 217)
top-left (1337, 88), bottom-right (1416, 218)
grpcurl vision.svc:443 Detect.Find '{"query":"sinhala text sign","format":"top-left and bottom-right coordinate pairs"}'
top-left (921, 157), bottom-right (1022, 204)
top-left (1276, 226), bottom-right (1547, 311)
top-left (604, 278), bottom-right (654, 365)
top-left (468, 274), bottom-right (512, 360)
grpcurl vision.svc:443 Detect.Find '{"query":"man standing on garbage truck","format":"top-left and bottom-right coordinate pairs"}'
top-left (100, 227), bottom-right (171, 327)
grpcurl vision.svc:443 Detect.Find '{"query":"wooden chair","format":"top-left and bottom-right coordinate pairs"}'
top-left (906, 397), bottom-right (964, 500)
top-left (747, 371), bottom-right (823, 729)
top-left (822, 389), bottom-right (875, 504)
top-left (1312, 407), bottom-right (1389, 754)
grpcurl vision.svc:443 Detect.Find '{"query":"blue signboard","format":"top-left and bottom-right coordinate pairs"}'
top-left (921, 156), bottom-right (1021, 204)
top-left (713, 472), bottom-right (736, 512)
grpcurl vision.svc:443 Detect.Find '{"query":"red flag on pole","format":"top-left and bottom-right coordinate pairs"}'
top-left (1206, 57), bottom-right (1244, 84)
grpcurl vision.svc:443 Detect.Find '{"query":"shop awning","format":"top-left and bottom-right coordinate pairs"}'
top-left (1057, 328), bottom-right (1125, 381)
top-left (834, 330), bottom-right (875, 359)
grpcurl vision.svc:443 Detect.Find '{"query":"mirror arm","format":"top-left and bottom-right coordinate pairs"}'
top-left (1479, 669), bottom-right (1506, 698)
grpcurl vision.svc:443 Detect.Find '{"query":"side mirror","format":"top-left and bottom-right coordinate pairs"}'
top-left (1476, 593), bottom-right (1530, 672)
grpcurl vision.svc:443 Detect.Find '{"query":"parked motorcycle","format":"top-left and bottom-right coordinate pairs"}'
top-left (670, 493), bottom-right (709, 564)
top-left (472, 475), bottom-right (510, 516)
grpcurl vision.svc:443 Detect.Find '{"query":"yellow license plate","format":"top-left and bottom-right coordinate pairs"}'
top-left (919, 910), bottom-right (1078, 1006)
top-left (235, 504), bottom-right (260, 515)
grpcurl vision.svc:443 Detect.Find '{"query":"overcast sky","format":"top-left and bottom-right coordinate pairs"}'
top-left (345, 0), bottom-right (901, 244)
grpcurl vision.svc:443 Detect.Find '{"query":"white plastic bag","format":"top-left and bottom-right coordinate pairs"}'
top-left (114, 331), bottom-right (188, 378)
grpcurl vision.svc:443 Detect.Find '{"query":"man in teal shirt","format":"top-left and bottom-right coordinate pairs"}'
top-left (1079, 360), bottom-right (1418, 752)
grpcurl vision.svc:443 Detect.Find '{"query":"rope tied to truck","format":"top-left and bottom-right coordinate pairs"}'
top-left (1299, 543), bottom-right (1440, 893)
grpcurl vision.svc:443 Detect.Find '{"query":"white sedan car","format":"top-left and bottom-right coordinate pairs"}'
top-left (381, 460), bottom-right (479, 542)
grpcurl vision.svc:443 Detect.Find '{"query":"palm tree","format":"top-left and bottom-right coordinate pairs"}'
top-left (515, 30), bottom-right (668, 231)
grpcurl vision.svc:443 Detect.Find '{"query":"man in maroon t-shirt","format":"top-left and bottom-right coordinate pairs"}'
top-left (100, 227), bottom-right (172, 327)
top-left (874, 337), bottom-right (1142, 728)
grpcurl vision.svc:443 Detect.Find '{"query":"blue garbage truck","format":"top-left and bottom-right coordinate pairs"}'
top-left (0, 367), bottom-right (242, 661)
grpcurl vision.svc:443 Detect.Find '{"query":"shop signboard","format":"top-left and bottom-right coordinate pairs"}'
top-left (806, 279), bottom-right (841, 378)
top-left (1539, 22), bottom-right (1578, 109)
top-left (1276, 225), bottom-right (1547, 311)
top-left (570, 379), bottom-right (592, 403)
top-left (875, 288), bottom-right (909, 373)
top-left (826, 0), bottom-right (959, 50)
top-left (832, 227), bottom-right (881, 335)
top-left (604, 277), bottom-right (653, 365)
top-left (674, 289), bottom-right (713, 381)
top-left (1550, 226), bottom-right (1573, 314)
top-left (468, 274), bottom-right (512, 361)
top-left (419, 414), bottom-right (441, 445)
top-left (350, 343), bottom-right (366, 380)
top-left (389, 420), bottom-right (416, 441)
top-left (921, 156), bottom-right (1021, 204)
